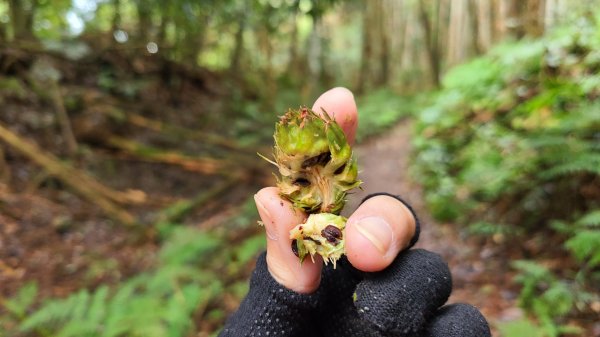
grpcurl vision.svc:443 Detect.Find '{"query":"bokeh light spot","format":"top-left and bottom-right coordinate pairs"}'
top-left (146, 42), bottom-right (159, 54)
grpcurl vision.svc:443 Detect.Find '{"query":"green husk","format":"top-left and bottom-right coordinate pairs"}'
top-left (263, 107), bottom-right (361, 266)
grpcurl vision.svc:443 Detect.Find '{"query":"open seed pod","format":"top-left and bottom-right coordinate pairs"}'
top-left (263, 107), bottom-right (361, 266)
top-left (290, 213), bottom-right (346, 267)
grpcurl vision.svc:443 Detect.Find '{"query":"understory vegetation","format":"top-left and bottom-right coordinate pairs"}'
top-left (1, 199), bottom-right (264, 337)
top-left (413, 14), bottom-right (600, 337)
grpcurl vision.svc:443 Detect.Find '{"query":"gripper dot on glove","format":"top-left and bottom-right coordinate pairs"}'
top-left (354, 249), bottom-right (452, 337)
top-left (423, 303), bottom-right (492, 337)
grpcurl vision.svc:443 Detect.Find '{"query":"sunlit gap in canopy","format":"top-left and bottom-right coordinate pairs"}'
top-left (65, 0), bottom-right (159, 54)
top-left (66, 0), bottom-right (99, 35)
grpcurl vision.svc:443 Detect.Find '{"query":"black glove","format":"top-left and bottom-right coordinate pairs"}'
top-left (313, 249), bottom-right (490, 337)
top-left (220, 195), bottom-right (491, 337)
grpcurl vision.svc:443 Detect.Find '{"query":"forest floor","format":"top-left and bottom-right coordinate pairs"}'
top-left (0, 46), bottom-right (266, 304)
top-left (347, 121), bottom-right (522, 335)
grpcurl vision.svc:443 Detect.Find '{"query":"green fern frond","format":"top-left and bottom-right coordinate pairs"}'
top-left (540, 153), bottom-right (600, 178)
top-left (565, 230), bottom-right (600, 267)
top-left (18, 226), bottom-right (228, 337)
top-left (20, 292), bottom-right (84, 331)
top-left (2, 282), bottom-right (37, 319)
top-left (159, 227), bottom-right (222, 266)
top-left (576, 210), bottom-right (600, 227)
top-left (86, 286), bottom-right (109, 327)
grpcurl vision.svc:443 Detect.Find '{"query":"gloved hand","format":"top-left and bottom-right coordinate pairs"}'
top-left (219, 88), bottom-right (491, 337)
top-left (312, 221), bottom-right (491, 337)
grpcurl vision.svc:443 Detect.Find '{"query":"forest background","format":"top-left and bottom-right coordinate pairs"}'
top-left (0, 0), bottom-right (599, 336)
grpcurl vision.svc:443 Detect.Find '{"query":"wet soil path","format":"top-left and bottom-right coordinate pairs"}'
top-left (346, 121), bottom-right (521, 335)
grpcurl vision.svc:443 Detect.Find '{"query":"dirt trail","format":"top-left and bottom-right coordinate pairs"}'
top-left (346, 121), bottom-right (520, 334)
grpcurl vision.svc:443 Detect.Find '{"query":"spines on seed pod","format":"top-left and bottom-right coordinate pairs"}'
top-left (262, 107), bottom-right (361, 267)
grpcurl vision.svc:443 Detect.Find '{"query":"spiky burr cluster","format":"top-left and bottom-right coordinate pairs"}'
top-left (264, 107), bottom-right (361, 266)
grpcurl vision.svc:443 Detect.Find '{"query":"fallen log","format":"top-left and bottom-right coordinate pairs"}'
top-left (105, 134), bottom-right (270, 184)
top-left (107, 135), bottom-right (225, 175)
top-left (0, 122), bottom-right (138, 225)
top-left (50, 81), bottom-right (78, 155)
top-left (126, 113), bottom-right (244, 152)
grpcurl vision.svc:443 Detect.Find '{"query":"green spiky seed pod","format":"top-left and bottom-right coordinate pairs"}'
top-left (273, 107), bottom-right (361, 214)
top-left (263, 107), bottom-right (361, 267)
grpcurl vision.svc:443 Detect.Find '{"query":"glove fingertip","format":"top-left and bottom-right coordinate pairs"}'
top-left (353, 249), bottom-right (452, 336)
top-left (423, 303), bottom-right (491, 337)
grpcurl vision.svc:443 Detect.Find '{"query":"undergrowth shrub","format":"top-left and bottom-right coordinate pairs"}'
top-left (1, 198), bottom-right (265, 337)
top-left (413, 13), bottom-right (600, 336)
top-left (356, 89), bottom-right (420, 142)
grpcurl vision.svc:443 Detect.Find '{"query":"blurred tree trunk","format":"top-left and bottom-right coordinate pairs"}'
top-left (399, 5), bottom-right (417, 90)
top-left (390, 0), bottom-right (407, 79)
top-left (544, 0), bottom-right (558, 30)
top-left (467, 0), bottom-right (481, 55)
top-left (287, 12), bottom-right (299, 74)
top-left (305, 15), bottom-right (328, 93)
top-left (157, 20), bottom-right (167, 43)
top-left (506, 0), bottom-right (527, 38)
top-left (8, 0), bottom-right (36, 41)
top-left (494, 0), bottom-right (508, 41)
top-left (158, 15), bottom-right (169, 46)
top-left (182, 21), bottom-right (206, 65)
top-left (476, 0), bottom-right (493, 51)
top-left (554, 0), bottom-right (567, 26)
top-left (182, 32), bottom-right (198, 64)
top-left (157, 2), bottom-right (172, 50)
top-left (525, 0), bottom-right (544, 36)
top-left (257, 26), bottom-right (276, 109)
top-left (0, 146), bottom-right (9, 184)
top-left (436, 0), bottom-right (450, 69)
top-left (375, 0), bottom-right (390, 87)
top-left (111, 0), bottom-right (121, 32)
top-left (0, 22), bottom-right (6, 43)
top-left (136, 0), bottom-right (152, 42)
top-left (356, 1), bottom-right (373, 94)
top-left (448, 0), bottom-right (469, 66)
top-left (317, 18), bottom-right (334, 89)
top-left (418, 0), bottom-right (441, 88)
top-left (229, 7), bottom-right (247, 75)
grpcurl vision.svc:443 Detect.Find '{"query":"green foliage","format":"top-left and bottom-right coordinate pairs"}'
top-left (11, 229), bottom-right (221, 337)
top-left (510, 260), bottom-right (588, 337)
top-left (576, 210), bottom-right (600, 227)
top-left (564, 211), bottom-right (600, 269)
top-left (414, 15), bottom-right (600, 227)
top-left (0, 76), bottom-right (29, 100)
top-left (513, 261), bottom-right (573, 317)
top-left (2, 206), bottom-right (266, 337)
top-left (498, 318), bottom-right (546, 337)
top-left (413, 14), bottom-right (600, 334)
top-left (355, 89), bottom-right (420, 142)
top-left (566, 230), bottom-right (600, 266)
top-left (498, 317), bottom-right (584, 337)
top-left (2, 282), bottom-right (38, 320)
